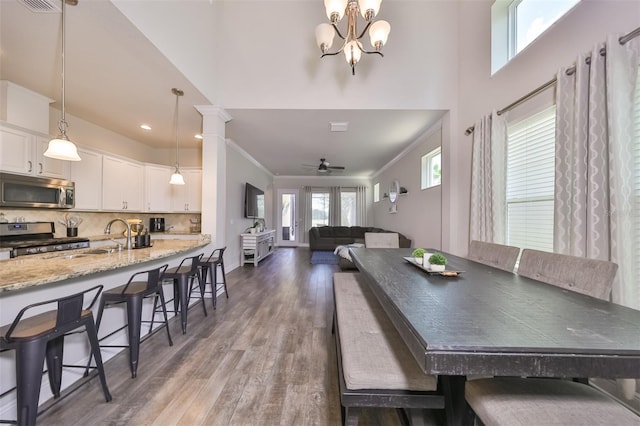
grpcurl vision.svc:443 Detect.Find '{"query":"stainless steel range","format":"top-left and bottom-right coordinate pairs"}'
top-left (0, 222), bottom-right (89, 258)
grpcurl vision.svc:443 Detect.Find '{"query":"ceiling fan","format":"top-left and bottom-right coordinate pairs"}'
top-left (303, 158), bottom-right (346, 174)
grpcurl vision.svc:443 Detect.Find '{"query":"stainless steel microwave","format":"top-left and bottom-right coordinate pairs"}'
top-left (0, 173), bottom-right (75, 209)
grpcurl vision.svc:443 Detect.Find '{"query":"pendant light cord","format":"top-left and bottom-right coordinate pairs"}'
top-left (171, 88), bottom-right (184, 170)
top-left (174, 90), bottom-right (180, 169)
top-left (59, 0), bottom-right (68, 135)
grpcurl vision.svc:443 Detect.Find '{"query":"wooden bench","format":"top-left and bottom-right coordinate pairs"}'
top-left (332, 272), bottom-right (445, 425)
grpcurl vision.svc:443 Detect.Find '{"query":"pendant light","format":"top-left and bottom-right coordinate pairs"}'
top-left (44, 0), bottom-right (81, 161)
top-left (169, 88), bottom-right (185, 185)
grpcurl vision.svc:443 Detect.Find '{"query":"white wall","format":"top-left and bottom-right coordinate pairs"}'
top-left (115, 1), bottom-right (460, 111)
top-left (49, 108), bottom-right (202, 167)
top-left (373, 125), bottom-right (442, 249)
top-left (226, 141), bottom-right (273, 269)
top-left (217, 1), bottom-right (459, 110)
top-left (48, 0), bottom-right (640, 259)
top-left (112, 0), bottom-right (222, 105)
top-left (447, 0), bottom-right (640, 256)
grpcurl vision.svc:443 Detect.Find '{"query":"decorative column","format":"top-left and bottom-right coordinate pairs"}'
top-left (194, 105), bottom-right (232, 249)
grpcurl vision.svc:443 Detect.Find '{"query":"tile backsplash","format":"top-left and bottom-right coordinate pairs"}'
top-left (0, 210), bottom-right (201, 238)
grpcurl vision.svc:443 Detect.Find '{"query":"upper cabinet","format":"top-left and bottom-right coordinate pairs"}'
top-left (0, 124), bottom-right (70, 179)
top-left (70, 148), bottom-right (103, 211)
top-left (102, 155), bottom-right (144, 212)
top-left (171, 169), bottom-right (202, 212)
top-left (144, 164), bottom-right (173, 213)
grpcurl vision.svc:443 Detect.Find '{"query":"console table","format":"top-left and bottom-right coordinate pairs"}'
top-left (240, 230), bottom-right (275, 266)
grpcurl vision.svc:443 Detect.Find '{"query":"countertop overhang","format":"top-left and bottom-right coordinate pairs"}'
top-left (0, 235), bottom-right (211, 293)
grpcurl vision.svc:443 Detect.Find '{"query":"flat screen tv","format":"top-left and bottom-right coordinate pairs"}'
top-left (244, 182), bottom-right (265, 219)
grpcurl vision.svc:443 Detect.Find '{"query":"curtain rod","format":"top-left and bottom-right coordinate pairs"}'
top-left (464, 26), bottom-right (640, 136)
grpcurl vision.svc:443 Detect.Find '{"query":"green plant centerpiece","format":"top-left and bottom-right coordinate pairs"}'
top-left (411, 248), bottom-right (426, 265)
top-left (428, 253), bottom-right (447, 271)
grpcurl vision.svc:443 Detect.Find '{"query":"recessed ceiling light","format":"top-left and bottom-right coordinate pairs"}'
top-left (330, 122), bottom-right (348, 132)
top-left (194, 134), bottom-right (203, 140)
top-left (140, 124), bottom-right (151, 130)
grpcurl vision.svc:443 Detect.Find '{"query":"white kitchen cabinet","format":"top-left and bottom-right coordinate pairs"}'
top-left (144, 164), bottom-right (172, 212)
top-left (171, 168), bottom-right (201, 212)
top-left (102, 155), bottom-right (144, 211)
top-left (70, 148), bottom-right (103, 210)
top-left (0, 124), bottom-right (70, 179)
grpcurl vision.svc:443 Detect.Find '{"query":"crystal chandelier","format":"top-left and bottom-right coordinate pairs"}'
top-left (314, 0), bottom-right (391, 75)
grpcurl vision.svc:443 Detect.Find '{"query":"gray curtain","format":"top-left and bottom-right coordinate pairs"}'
top-left (469, 112), bottom-right (507, 244)
top-left (607, 34), bottom-right (640, 402)
top-left (554, 45), bottom-right (609, 260)
top-left (301, 186), bottom-right (312, 243)
top-left (328, 186), bottom-right (341, 226)
top-left (356, 185), bottom-right (367, 226)
top-left (554, 35), bottom-right (639, 399)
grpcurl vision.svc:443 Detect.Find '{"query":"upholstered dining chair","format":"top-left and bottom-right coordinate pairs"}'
top-left (517, 249), bottom-right (617, 300)
top-left (364, 232), bottom-right (399, 248)
top-left (467, 240), bottom-right (520, 272)
top-left (465, 251), bottom-right (631, 426)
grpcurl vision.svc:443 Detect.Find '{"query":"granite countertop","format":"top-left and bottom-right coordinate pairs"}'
top-left (0, 235), bottom-right (211, 294)
top-left (88, 231), bottom-right (201, 242)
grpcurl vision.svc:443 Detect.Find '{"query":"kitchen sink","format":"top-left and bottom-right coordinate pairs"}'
top-left (83, 248), bottom-right (115, 255)
top-left (60, 254), bottom-right (89, 259)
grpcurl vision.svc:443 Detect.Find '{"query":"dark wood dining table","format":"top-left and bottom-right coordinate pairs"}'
top-left (349, 247), bottom-right (640, 425)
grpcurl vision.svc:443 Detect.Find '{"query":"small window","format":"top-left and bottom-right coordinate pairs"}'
top-left (421, 148), bottom-right (441, 189)
top-left (510, 0), bottom-right (580, 56)
top-left (492, 0), bottom-right (580, 73)
top-left (373, 182), bottom-right (380, 202)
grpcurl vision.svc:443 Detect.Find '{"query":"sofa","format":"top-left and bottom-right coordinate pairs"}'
top-left (309, 226), bottom-right (411, 251)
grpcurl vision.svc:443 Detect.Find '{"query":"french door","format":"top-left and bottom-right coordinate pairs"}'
top-left (277, 189), bottom-right (298, 247)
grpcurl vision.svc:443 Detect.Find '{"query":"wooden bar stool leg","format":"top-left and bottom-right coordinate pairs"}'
top-left (45, 336), bottom-right (64, 398)
top-left (15, 339), bottom-right (48, 426)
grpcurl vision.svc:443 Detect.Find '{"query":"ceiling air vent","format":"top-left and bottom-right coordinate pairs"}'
top-left (18, 0), bottom-right (61, 13)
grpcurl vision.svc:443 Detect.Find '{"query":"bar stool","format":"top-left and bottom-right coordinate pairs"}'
top-left (198, 247), bottom-right (229, 309)
top-left (0, 285), bottom-right (111, 426)
top-left (91, 264), bottom-right (172, 378)
top-left (163, 253), bottom-right (206, 334)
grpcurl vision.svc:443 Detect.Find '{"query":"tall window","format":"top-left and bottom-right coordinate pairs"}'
top-left (421, 147), bottom-right (442, 189)
top-left (341, 190), bottom-right (357, 226)
top-left (373, 182), bottom-right (380, 202)
top-left (506, 106), bottom-right (555, 252)
top-left (311, 192), bottom-right (330, 227)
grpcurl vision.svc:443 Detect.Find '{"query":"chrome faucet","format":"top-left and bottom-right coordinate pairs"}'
top-left (104, 218), bottom-right (132, 250)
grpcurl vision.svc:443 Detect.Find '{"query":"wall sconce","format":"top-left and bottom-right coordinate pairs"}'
top-left (386, 180), bottom-right (408, 213)
top-left (388, 180), bottom-right (400, 203)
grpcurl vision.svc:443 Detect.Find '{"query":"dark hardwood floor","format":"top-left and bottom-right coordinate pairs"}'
top-left (38, 247), bottom-right (410, 425)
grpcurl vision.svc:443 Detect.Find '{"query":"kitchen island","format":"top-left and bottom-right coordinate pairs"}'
top-left (0, 235), bottom-right (211, 293)
top-left (0, 235), bottom-right (211, 420)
